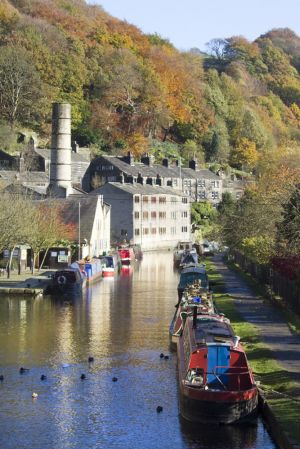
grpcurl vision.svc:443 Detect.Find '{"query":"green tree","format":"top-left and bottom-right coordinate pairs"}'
top-left (276, 184), bottom-right (300, 255)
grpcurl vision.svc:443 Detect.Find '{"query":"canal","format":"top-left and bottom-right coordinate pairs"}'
top-left (0, 252), bottom-right (277, 449)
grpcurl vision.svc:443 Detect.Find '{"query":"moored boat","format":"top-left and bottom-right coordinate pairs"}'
top-left (78, 257), bottom-right (102, 284)
top-left (177, 264), bottom-right (208, 300)
top-left (174, 241), bottom-right (194, 268)
top-left (177, 313), bottom-right (258, 424)
top-left (118, 246), bottom-right (135, 266)
top-left (100, 253), bottom-right (121, 277)
top-left (169, 280), bottom-right (215, 349)
top-left (179, 249), bottom-right (198, 269)
top-left (52, 262), bottom-right (86, 294)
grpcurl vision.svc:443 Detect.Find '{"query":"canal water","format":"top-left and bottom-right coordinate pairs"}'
top-left (0, 252), bottom-right (277, 449)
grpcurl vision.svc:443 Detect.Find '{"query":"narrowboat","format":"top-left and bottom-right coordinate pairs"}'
top-left (100, 253), bottom-right (121, 277)
top-left (174, 241), bottom-right (194, 268)
top-left (177, 313), bottom-right (258, 424)
top-left (52, 262), bottom-right (86, 294)
top-left (78, 257), bottom-right (102, 284)
top-left (169, 280), bottom-right (215, 348)
top-left (118, 246), bottom-right (135, 266)
top-left (179, 249), bottom-right (198, 269)
top-left (177, 265), bottom-right (208, 300)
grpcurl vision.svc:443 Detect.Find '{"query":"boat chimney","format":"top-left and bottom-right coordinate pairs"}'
top-left (192, 305), bottom-right (197, 329)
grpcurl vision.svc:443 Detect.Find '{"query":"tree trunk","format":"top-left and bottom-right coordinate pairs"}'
top-left (39, 247), bottom-right (49, 271)
top-left (7, 246), bottom-right (16, 279)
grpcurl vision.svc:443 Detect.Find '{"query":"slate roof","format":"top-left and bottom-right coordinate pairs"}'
top-left (3, 183), bottom-right (46, 198)
top-left (91, 182), bottom-right (186, 197)
top-left (0, 170), bottom-right (49, 182)
top-left (94, 155), bottom-right (180, 177)
top-left (35, 148), bottom-right (90, 163)
top-left (93, 155), bottom-right (220, 180)
top-left (43, 195), bottom-right (100, 242)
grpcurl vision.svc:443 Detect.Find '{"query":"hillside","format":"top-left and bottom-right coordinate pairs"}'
top-left (1, 0), bottom-right (300, 172)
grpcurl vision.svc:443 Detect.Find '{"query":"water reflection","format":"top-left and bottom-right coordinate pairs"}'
top-left (0, 253), bottom-right (277, 449)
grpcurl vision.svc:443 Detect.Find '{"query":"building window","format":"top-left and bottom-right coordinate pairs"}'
top-left (212, 191), bottom-right (219, 200)
top-left (142, 196), bottom-right (148, 203)
top-left (151, 211), bottom-right (157, 219)
top-left (182, 211), bottom-right (188, 218)
top-left (159, 227), bottom-right (166, 235)
top-left (151, 228), bottom-right (157, 234)
top-left (182, 197), bottom-right (188, 204)
top-left (171, 211), bottom-right (176, 219)
top-left (135, 212), bottom-right (139, 219)
top-left (197, 180), bottom-right (205, 187)
top-left (134, 196), bottom-right (140, 203)
top-left (134, 229), bottom-right (140, 236)
top-left (171, 226), bottom-right (176, 235)
top-left (159, 211), bottom-right (166, 219)
top-left (173, 179), bottom-right (178, 187)
top-left (181, 226), bottom-right (188, 232)
top-left (143, 228), bottom-right (149, 235)
top-left (143, 211), bottom-right (149, 219)
top-left (167, 180), bottom-right (172, 186)
top-left (197, 191), bottom-right (206, 200)
top-left (211, 180), bottom-right (220, 188)
top-left (171, 196), bottom-right (177, 203)
top-left (159, 196), bottom-right (166, 204)
top-left (151, 196), bottom-right (157, 203)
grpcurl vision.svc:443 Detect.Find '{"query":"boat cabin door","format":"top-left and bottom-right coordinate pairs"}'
top-left (207, 345), bottom-right (230, 388)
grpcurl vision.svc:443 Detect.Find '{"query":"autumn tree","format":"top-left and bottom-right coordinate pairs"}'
top-left (276, 184), bottom-right (300, 256)
top-left (27, 202), bottom-right (76, 270)
top-left (0, 46), bottom-right (44, 126)
top-left (229, 138), bottom-right (258, 170)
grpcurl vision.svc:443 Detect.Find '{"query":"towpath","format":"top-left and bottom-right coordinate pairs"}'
top-left (212, 254), bottom-right (300, 396)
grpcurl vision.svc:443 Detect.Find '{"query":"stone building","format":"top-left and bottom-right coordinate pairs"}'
top-left (90, 181), bottom-right (191, 250)
top-left (88, 153), bottom-right (223, 205)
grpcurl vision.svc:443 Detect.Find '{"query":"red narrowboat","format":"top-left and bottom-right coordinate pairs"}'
top-left (177, 313), bottom-right (258, 424)
top-left (118, 246), bottom-right (135, 266)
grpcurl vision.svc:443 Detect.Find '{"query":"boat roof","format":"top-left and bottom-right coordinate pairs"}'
top-left (187, 315), bottom-right (237, 346)
top-left (181, 265), bottom-right (206, 275)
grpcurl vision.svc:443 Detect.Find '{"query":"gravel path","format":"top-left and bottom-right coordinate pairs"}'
top-left (213, 255), bottom-right (300, 394)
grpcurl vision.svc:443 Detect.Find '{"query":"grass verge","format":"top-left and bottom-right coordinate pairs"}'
top-left (207, 259), bottom-right (300, 446)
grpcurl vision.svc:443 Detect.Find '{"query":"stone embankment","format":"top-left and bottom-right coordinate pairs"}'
top-left (0, 270), bottom-right (54, 297)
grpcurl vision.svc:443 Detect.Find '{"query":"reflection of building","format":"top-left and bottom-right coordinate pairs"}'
top-left (91, 182), bottom-right (191, 250)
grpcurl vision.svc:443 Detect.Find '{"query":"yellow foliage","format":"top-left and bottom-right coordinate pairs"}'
top-left (0, 0), bottom-right (19, 25)
top-left (291, 103), bottom-right (300, 125)
top-left (229, 138), bottom-right (258, 169)
top-left (126, 133), bottom-right (149, 157)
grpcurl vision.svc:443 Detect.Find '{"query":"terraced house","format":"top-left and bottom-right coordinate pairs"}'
top-left (88, 153), bottom-right (223, 205)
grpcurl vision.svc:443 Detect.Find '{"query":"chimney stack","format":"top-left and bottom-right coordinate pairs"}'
top-left (189, 159), bottom-right (197, 171)
top-left (50, 103), bottom-right (72, 195)
top-left (141, 153), bottom-right (154, 166)
top-left (122, 151), bottom-right (134, 166)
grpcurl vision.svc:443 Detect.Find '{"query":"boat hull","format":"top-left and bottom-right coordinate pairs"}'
top-left (102, 269), bottom-right (115, 277)
top-left (180, 386), bottom-right (258, 424)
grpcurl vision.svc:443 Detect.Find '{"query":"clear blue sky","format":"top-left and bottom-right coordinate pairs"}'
top-left (90, 0), bottom-right (300, 51)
